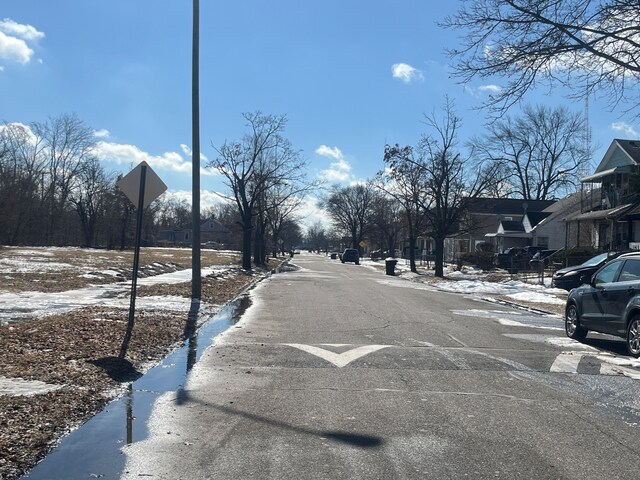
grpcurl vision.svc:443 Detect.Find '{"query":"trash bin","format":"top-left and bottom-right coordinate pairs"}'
top-left (385, 258), bottom-right (398, 276)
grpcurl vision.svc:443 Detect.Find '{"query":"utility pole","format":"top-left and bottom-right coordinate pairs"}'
top-left (191, 0), bottom-right (201, 300)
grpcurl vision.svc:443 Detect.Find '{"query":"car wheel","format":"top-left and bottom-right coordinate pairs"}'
top-left (355, 261), bottom-right (360, 265)
top-left (625, 315), bottom-right (640, 357)
top-left (565, 303), bottom-right (587, 340)
top-left (341, 260), bottom-right (345, 263)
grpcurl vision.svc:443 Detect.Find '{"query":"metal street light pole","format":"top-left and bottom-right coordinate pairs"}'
top-left (191, 0), bottom-right (201, 300)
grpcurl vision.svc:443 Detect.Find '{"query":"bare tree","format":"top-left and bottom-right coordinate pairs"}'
top-left (369, 193), bottom-right (404, 258)
top-left (208, 112), bottom-right (307, 270)
top-left (264, 183), bottom-right (308, 258)
top-left (305, 221), bottom-right (328, 253)
top-left (473, 104), bottom-right (589, 199)
top-left (32, 114), bottom-right (96, 244)
top-left (442, 0), bottom-right (640, 115)
top-left (0, 122), bottom-right (46, 244)
top-left (156, 197), bottom-right (193, 230)
top-left (383, 100), bottom-right (497, 277)
top-left (280, 219), bottom-right (304, 254)
top-left (69, 156), bottom-right (113, 247)
top-left (324, 183), bottom-right (377, 252)
top-left (377, 146), bottom-right (430, 273)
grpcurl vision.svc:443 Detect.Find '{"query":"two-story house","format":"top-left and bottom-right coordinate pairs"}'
top-left (566, 139), bottom-right (640, 250)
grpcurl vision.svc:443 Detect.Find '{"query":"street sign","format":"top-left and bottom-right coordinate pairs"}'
top-left (117, 161), bottom-right (167, 208)
top-left (116, 162), bottom-right (167, 360)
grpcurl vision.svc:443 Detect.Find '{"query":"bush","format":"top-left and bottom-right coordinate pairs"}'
top-left (459, 251), bottom-right (495, 271)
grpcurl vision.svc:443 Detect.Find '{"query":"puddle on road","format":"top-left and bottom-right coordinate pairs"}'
top-left (23, 295), bottom-right (252, 480)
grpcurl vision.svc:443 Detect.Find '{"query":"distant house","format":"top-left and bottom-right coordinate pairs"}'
top-left (565, 139), bottom-right (640, 250)
top-left (446, 198), bottom-right (556, 258)
top-left (526, 192), bottom-right (583, 250)
top-left (158, 218), bottom-right (234, 248)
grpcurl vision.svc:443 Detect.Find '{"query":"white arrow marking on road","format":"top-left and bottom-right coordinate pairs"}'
top-left (550, 353), bottom-right (585, 373)
top-left (285, 344), bottom-right (390, 368)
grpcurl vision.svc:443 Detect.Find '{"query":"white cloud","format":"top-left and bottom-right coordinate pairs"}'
top-left (163, 190), bottom-right (230, 210)
top-left (0, 19), bottom-right (43, 66)
top-left (478, 84), bottom-right (502, 94)
top-left (315, 145), bottom-right (343, 161)
top-left (94, 141), bottom-right (217, 177)
top-left (611, 122), bottom-right (639, 138)
top-left (391, 63), bottom-right (424, 83)
top-left (295, 196), bottom-right (331, 232)
top-left (0, 122), bottom-right (38, 144)
top-left (0, 19), bottom-right (45, 42)
top-left (180, 143), bottom-right (209, 163)
top-left (0, 31), bottom-right (34, 64)
top-left (93, 129), bottom-right (110, 138)
top-left (316, 145), bottom-right (353, 182)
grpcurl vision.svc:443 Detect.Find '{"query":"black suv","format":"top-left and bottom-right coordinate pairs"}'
top-left (564, 252), bottom-right (640, 356)
top-left (341, 248), bottom-right (360, 265)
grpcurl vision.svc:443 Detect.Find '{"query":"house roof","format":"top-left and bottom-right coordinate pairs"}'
top-left (525, 212), bottom-right (551, 228)
top-left (467, 198), bottom-right (556, 215)
top-left (589, 139), bottom-right (640, 177)
top-left (566, 203), bottom-right (635, 221)
top-left (617, 139), bottom-right (640, 164)
top-left (500, 220), bottom-right (525, 232)
top-left (619, 202), bottom-right (640, 220)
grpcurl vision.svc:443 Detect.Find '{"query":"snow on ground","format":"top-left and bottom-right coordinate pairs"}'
top-left (0, 266), bottom-right (235, 324)
top-left (2, 250), bottom-right (567, 325)
top-left (0, 376), bottom-right (64, 397)
top-left (361, 257), bottom-right (568, 309)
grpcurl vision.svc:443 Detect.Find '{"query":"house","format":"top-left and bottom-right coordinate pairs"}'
top-left (158, 218), bottom-right (234, 248)
top-left (526, 192), bottom-right (584, 249)
top-left (565, 139), bottom-right (640, 250)
top-left (446, 198), bottom-right (556, 258)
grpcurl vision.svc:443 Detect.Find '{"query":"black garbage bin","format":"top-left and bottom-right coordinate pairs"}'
top-left (385, 258), bottom-right (398, 275)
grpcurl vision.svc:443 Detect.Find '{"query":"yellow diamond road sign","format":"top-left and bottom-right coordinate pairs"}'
top-left (117, 161), bottom-right (167, 208)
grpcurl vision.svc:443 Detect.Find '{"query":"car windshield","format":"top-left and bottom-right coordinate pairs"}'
top-left (582, 252), bottom-right (611, 266)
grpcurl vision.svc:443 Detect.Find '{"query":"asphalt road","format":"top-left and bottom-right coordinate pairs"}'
top-left (122, 253), bottom-right (640, 479)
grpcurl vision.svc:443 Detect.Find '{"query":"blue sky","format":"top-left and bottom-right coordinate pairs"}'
top-left (2, 1), bottom-right (639, 226)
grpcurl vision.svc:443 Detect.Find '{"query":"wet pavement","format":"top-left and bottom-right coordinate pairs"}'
top-left (22, 295), bottom-right (251, 480)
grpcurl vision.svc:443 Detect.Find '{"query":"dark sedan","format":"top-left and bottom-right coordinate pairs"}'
top-left (564, 252), bottom-right (640, 356)
top-left (552, 252), bottom-right (619, 291)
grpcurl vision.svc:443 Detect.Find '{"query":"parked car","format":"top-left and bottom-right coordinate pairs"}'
top-left (564, 252), bottom-right (640, 356)
top-left (529, 249), bottom-right (560, 269)
top-left (552, 252), bottom-right (620, 291)
top-left (341, 248), bottom-right (360, 265)
top-left (370, 250), bottom-right (384, 261)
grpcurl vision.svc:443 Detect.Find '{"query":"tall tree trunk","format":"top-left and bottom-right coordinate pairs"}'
top-left (241, 210), bottom-right (253, 270)
top-left (434, 236), bottom-right (445, 277)
top-left (408, 234), bottom-right (417, 273)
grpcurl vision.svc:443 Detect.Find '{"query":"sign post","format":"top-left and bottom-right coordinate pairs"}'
top-left (117, 162), bottom-right (167, 360)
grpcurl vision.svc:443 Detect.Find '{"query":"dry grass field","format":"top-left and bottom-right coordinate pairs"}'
top-left (0, 246), bottom-right (275, 480)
